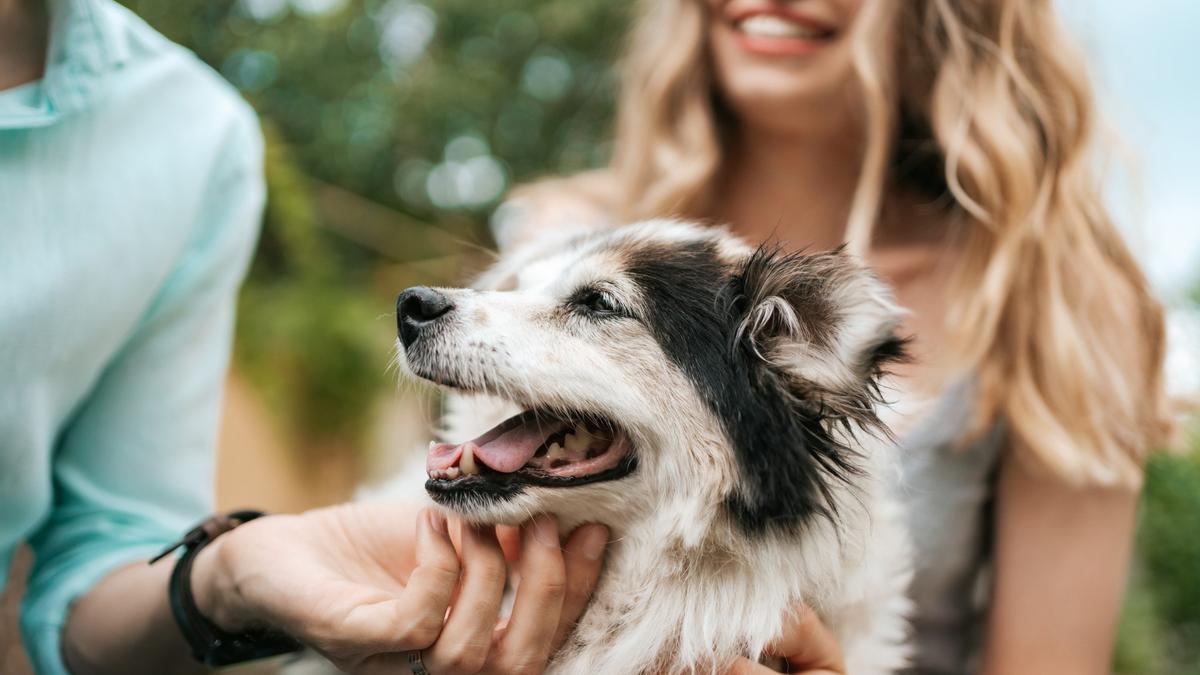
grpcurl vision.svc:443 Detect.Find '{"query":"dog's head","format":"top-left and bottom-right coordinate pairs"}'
top-left (396, 220), bottom-right (904, 538)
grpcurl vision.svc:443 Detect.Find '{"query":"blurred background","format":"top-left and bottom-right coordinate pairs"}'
top-left (2, 0), bottom-right (1198, 673)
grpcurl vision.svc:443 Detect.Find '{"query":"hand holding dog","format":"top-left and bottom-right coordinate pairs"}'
top-left (726, 605), bottom-right (846, 675)
top-left (190, 503), bottom-right (608, 675)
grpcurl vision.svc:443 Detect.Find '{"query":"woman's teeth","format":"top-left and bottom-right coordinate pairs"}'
top-left (737, 15), bottom-right (827, 40)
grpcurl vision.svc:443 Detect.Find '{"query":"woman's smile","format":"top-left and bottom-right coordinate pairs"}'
top-left (726, 4), bottom-right (840, 57)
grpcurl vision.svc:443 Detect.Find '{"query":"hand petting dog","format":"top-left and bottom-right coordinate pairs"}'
top-left (189, 503), bottom-right (607, 675)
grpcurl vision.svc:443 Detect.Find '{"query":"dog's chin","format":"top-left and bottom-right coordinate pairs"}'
top-left (424, 404), bottom-right (639, 513)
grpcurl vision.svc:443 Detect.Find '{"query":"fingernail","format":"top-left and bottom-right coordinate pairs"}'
top-left (580, 525), bottom-right (608, 561)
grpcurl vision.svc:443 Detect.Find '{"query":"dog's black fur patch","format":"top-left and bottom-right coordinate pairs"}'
top-left (623, 239), bottom-right (901, 534)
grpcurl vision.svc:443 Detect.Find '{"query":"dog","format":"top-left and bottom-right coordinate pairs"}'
top-left (394, 220), bottom-right (912, 674)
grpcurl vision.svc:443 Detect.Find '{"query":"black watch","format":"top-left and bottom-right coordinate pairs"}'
top-left (150, 510), bottom-right (304, 667)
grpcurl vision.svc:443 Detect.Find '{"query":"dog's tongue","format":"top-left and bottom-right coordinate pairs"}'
top-left (426, 415), bottom-right (556, 474)
top-left (426, 443), bottom-right (463, 472)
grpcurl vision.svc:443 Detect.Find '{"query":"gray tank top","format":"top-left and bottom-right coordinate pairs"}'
top-left (895, 378), bottom-right (1005, 674)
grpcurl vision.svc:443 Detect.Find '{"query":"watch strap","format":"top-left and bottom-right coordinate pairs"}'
top-left (153, 510), bottom-right (304, 667)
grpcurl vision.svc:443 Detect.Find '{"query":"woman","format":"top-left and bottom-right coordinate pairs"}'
top-left (496, 0), bottom-right (1174, 672)
top-left (0, 1), bottom-right (605, 673)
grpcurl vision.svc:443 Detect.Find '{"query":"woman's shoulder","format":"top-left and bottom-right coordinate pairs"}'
top-left (491, 170), bottom-right (622, 253)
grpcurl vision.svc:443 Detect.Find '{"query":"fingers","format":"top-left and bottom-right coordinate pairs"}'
top-left (766, 605), bottom-right (845, 674)
top-left (496, 524), bottom-right (523, 564)
top-left (490, 515), bottom-right (567, 671)
top-left (725, 657), bottom-right (776, 675)
top-left (551, 523), bottom-right (608, 649)
top-left (395, 510), bottom-right (463, 640)
top-left (423, 524), bottom-right (508, 673)
top-left (324, 514), bottom-right (607, 675)
top-left (348, 650), bottom-right (424, 675)
top-left (350, 509), bottom-right (461, 650)
top-left (725, 656), bottom-right (839, 675)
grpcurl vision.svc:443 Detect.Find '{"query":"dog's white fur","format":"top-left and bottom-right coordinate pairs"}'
top-left (389, 221), bottom-right (912, 674)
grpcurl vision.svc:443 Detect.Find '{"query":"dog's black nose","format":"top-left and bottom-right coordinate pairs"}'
top-left (396, 286), bottom-right (454, 347)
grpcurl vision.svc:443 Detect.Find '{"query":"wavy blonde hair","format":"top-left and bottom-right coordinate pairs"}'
top-left (517, 0), bottom-right (1173, 486)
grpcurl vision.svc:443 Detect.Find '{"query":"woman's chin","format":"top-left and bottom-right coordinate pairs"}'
top-left (711, 32), bottom-right (856, 126)
top-left (716, 75), bottom-right (860, 135)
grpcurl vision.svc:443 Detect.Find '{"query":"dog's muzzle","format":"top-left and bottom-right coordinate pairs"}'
top-left (396, 286), bottom-right (454, 348)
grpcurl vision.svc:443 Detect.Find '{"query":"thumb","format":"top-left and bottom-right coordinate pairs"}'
top-left (725, 657), bottom-right (777, 674)
top-left (328, 510), bottom-right (460, 654)
top-left (766, 605), bottom-right (845, 674)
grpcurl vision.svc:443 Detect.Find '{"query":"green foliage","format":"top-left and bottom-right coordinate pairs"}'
top-left (231, 123), bottom-right (389, 446)
top-left (235, 280), bottom-right (387, 448)
top-left (1140, 449), bottom-right (1200, 633)
top-left (1115, 574), bottom-right (1167, 675)
top-left (118, 0), bottom-right (634, 445)
top-left (1116, 438), bottom-right (1200, 674)
top-left (123, 0), bottom-right (631, 217)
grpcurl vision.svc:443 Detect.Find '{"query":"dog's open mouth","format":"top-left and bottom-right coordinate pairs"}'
top-left (425, 410), bottom-right (636, 495)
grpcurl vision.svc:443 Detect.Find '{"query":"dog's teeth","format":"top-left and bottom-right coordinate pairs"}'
top-left (446, 466), bottom-right (460, 479)
top-left (460, 444), bottom-right (480, 475)
top-left (585, 423), bottom-right (612, 440)
top-left (546, 442), bottom-right (566, 461)
top-left (564, 430), bottom-right (592, 456)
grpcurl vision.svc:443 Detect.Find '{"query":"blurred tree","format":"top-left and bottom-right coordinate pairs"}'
top-left (118, 0), bottom-right (634, 453)
top-left (1115, 438), bottom-right (1200, 675)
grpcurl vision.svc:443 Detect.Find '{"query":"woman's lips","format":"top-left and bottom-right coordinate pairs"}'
top-left (726, 7), bottom-right (838, 57)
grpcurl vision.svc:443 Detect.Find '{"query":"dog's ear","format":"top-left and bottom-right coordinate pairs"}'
top-left (729, 244), bottom-right (907, 417)
top-left (719, 245), bottom-right (907, 531)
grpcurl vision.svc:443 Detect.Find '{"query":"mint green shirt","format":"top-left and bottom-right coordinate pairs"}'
top-left (0, 1), bottom-right (264, 672)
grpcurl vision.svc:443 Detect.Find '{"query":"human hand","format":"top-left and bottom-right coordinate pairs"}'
top-left (421, 514), bottom-right (608, 674)
top-left (726, 605), bottom-right (845, 675)
top-left (191, 502), bottom-right (608, 674)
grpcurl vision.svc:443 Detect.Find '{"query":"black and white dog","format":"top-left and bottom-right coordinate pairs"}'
top-left (394, 220), bottom-right (912, 674)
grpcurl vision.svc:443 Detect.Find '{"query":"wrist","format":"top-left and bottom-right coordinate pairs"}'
top-left (190, 535), bottom-right (239, 632)
top-left (159, 511), bottom-right (303, 667)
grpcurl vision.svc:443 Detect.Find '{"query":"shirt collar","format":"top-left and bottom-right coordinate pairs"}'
top-left (0, 0), bottom-right (125, 129)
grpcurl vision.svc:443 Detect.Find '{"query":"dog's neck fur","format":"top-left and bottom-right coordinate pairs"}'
top-left (432, 387), bottom-right (902, 674)
top-left (549, 446), bottom-right (873, 675)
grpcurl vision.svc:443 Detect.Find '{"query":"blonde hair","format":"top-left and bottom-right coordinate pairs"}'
top-left (519, 0), bottom-right (1173, 486)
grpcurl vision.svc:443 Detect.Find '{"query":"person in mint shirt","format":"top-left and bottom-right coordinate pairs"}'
top-left (0, 1), bottom-right (608, 673)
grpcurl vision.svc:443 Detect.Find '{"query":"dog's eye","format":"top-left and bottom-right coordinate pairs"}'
top-left (573, 289), bottom-right (622, 317)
